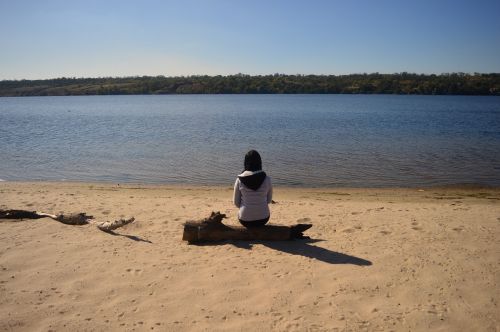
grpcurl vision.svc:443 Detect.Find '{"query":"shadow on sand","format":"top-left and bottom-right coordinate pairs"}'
top-left (197, 239), bottom-right (372, 266)
top-left (102, 230), bottom-right (153, 243)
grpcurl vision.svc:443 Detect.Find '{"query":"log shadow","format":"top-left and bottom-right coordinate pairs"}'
top-left (261, 239), bottom-right (372, 266)
top-left (102, 230), bottom-right (152, 243)
top-left (213, 239), bottom-right (372, 266)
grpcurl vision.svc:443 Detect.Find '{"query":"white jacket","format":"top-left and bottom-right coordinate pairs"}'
top-left (233, 170), bottom-right (273, 221)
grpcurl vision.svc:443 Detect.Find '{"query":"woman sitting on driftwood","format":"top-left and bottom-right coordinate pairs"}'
top-left (183, 150), bottom-right (311, 242)
top-left (233, 150), bottom-right (273, 228)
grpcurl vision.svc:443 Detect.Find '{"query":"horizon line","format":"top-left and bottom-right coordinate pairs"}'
top-left (2, 71), bottom-right (499, 82)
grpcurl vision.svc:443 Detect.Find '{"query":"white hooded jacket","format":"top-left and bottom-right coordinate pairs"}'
top-left (233, 170), bottom-right (273, 221)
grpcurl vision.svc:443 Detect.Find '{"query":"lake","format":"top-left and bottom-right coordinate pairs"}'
top-left (0, 94), bottom-right (499, 187)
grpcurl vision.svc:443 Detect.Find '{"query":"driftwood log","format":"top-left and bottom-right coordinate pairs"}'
top-left (97, 218), bottom-right (135, 232)
top-left (183, 211), bottom-right (312, 243)
top-left (0, 209), bottom-right (133, 231)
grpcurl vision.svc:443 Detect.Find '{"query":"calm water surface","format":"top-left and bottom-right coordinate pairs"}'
top-left (0, 94), bottom-right (499, 187)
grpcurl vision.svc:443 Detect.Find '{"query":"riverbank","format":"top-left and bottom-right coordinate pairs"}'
top-left (1, 182), bottom-right (499, 331)
top-left (1, 73), bottom-right (499, 96)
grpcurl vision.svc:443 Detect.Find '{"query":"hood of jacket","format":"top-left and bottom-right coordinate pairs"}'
top-left (238, 170), bottom-right (267, 191)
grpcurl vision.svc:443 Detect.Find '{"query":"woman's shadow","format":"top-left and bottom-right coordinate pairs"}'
top-left (217, 239), bottom-right (372, 266)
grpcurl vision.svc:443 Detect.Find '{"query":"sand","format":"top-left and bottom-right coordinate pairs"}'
top-left (0, 182), bottom-right (499, 331)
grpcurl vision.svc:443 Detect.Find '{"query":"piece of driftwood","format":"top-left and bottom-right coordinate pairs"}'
top-left (182, 211), bottom-right (312, 243)
top-left (0, 209), bottom-right (133, 231)
top-left (0, 209), bottom-right (92, 225)
top-left (55, 213), bottom-right (94, 225)
top-left (0, 209), bottom-right (57, 220)
top-left (97, 218), bottom-right (135, 232)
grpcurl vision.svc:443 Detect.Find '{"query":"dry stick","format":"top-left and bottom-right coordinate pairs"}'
top-left (0, 209), bottom-right (134, 231)
top-left (96, 218), bottom-right (135, 232)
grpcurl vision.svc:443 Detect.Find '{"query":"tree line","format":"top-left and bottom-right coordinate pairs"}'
top-left (0, 73), bottom-right (499, 96)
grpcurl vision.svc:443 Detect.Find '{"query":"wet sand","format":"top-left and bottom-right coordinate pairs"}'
top-left (0, 182), bottom-right (499, 331)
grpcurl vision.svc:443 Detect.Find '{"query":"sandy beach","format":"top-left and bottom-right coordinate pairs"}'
top-left (0, 181), bottom-right (499, 331)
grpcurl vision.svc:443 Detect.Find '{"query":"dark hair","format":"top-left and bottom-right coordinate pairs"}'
top-left (244, 150), bottom-right (262, 172)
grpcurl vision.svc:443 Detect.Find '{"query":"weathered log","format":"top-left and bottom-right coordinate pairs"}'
top-left (97, 218), bottom-right (135, 232)
top-left (0, 209), bottom-right (93, 225)
top-left (55, 213), bottom-right (93, 225)
top-left (0, 209), bottom-right (133, 231)
top-left (0, 209), bottom-right (56, 220)
top-left (182, 211), bottom-right (312, 243)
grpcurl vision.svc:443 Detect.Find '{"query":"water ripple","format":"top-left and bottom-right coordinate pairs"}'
top-left (1, 94), bottom-right (499, 187)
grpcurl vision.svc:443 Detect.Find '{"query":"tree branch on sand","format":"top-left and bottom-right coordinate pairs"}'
top-left (182, 211), bottom-right (313, 243)
top-left (0, 209), bottom-right (134, 231)
top-left (96, 218), bottom-right (135, 232)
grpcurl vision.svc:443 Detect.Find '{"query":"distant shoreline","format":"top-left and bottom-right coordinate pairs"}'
top-left (1, 73), bottom-right (499, 97)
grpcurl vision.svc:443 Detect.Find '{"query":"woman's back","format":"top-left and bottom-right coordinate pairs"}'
top-left (233, 150), bottom-right (273, 226)
top-left (234, 170), bottom-right (272, 221)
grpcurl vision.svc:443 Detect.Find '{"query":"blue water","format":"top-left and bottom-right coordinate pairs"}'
top-left (0, 94), bottom-right (499, 187)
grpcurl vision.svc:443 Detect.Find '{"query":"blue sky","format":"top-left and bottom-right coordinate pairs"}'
top-left (1, 0), bottom-right (499, 79)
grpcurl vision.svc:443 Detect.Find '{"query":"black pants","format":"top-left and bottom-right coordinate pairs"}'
top-left (239, 216), bottom-right (269, 228)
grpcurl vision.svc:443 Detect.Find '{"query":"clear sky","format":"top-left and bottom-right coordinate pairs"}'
top-left (1, 0), bottom-right (499, 79)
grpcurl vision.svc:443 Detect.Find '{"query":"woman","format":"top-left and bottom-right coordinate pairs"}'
top-left (233, 150), bottom-right (273, 227)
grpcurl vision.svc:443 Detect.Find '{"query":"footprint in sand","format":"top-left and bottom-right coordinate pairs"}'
top-left (380, 230), bottom-right (391, 235)
top-left (297, 217), bottom-right (311, 223)
top-left (411, 222), bottom-right (422, 230)
top-left (126, 268), bottom-right (143, 275)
